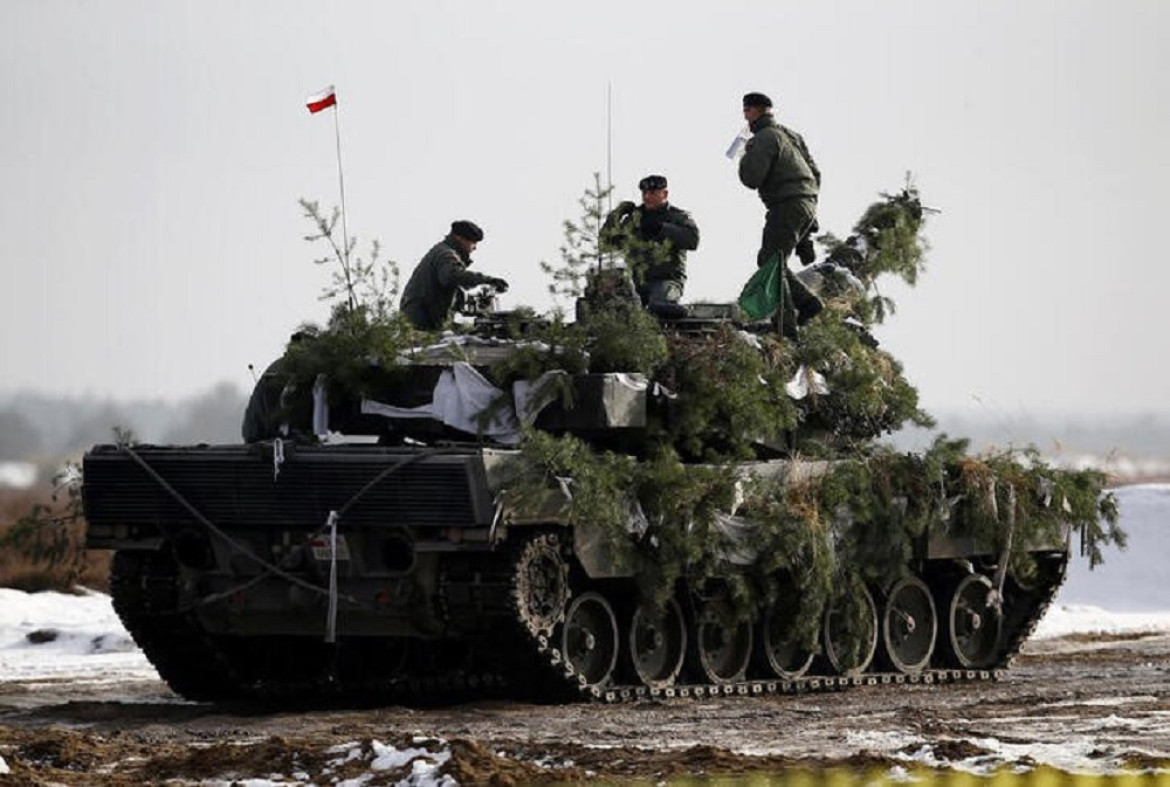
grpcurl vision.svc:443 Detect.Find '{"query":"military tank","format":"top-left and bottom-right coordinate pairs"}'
top-left (81, 189), bottom-right (1118, 705)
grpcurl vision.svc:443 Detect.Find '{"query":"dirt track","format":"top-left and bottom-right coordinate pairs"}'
top-left (2, 632), bottom-right (1170, 785)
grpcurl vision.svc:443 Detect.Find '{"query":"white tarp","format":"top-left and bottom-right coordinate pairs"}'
top-left (361, 362), bottom-right (522, 444)
top-left (785, 364), bottom-right (829, 399)
top-left (713, 512), bottom-right (758, 565)
top-left (512, 369), bottom-right (570, 425)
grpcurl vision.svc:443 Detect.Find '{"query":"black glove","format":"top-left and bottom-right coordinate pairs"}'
top-left (796, 236), bottom-right (816, 266)
top-left (488, 277), bottom-right (509, 293)
top-left (617, 200), bottom-right (636, 216)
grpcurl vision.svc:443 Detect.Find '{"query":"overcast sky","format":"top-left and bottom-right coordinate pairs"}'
top-left (2, 1), bottom-right (1168, 418)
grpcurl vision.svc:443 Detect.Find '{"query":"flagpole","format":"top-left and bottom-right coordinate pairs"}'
top-left (331, 98), bottom-right (351, 281)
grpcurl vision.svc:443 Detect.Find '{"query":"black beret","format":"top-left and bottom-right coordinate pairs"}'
top-left (742, 92), bottom-right (773, 109)
top-left (450, 220), bottom-right (484, 241)
top-left (638, 174), bottom-right (668, 191)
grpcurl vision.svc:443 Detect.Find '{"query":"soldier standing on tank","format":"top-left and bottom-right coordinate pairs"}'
top-left (600, 174), bottom-right (699, 316)
top-left (737, 92), bottom-right (823, 334)
top-left (400, 220), bottom-right (509, 331)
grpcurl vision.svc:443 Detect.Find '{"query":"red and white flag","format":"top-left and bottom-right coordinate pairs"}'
top-left (306, 85), bottom-right (337, 114)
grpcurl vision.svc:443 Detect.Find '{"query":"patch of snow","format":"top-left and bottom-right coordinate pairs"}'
top-left (966, 736), bottom-right (1110, 774)
top-left (0, 461), bottom-right (37, 489)
top-left (886, 764), bottom-right (916, 782)
top-left (0, 587), bottom-right (156, 684)
top-left (899, 729), bottom-right (1160, 776)
top-left (1032, 604), bottom-right (1170, 639)
top-left (898, 743), bottom-right (953, 769)
top-left (368, 739), bottom-right (450, 771)
top-left (322, 739), bottom-right (454, 787)
top-left (1047, 695), bottom-right (1160, 708)
top-left (0, 753), bottom-right (9, 775)
top-left (844, 729), bottom-right (922, 751)
top-left (1087, 713), bottom-right (1140, 731)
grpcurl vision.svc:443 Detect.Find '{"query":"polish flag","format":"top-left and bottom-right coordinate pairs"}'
top-left (306, 85), bottom-right (337, 114)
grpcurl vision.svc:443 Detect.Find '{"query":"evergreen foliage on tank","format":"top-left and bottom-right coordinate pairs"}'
top-left (272, 177), bottom-right (1123, 586)
top-left (246, 177), bottom-right (1123, 677)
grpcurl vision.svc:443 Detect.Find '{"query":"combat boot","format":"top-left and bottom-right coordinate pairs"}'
top-left (787, 270), bottom-right (824, 325)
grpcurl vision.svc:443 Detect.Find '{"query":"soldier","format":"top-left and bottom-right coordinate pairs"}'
top-left (737, 92), bottom-right (823, 333)
top-left (600, 174), bottom-right (699, 316)
top-left (241, 327), bottom-right (316, 442)
top-left (400, 220), bottom-right (509, 331)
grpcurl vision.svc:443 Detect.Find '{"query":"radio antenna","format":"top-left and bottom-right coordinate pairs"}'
top-left (598, 81), bottom-right (614, 277)
top-left (606, 81), bottom-right (613, 213)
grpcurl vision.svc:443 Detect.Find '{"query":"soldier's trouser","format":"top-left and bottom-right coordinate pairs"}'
top-left (640, 279), bottom-right (683, 306)
top-left (757, 197), bottom-right (821, 332)
top-left (639, 279), bottom-right (686, 318)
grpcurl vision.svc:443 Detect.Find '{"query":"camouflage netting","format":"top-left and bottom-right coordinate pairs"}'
top-left (505, 427), bottom-right (1122, 645)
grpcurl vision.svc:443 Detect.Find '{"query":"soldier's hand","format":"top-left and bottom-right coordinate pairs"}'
top-left (489, 277), bottom-right (509, 293)
top-left (617, 200), bottom-right (636, 215)
top-left (796, 236), bottom-right (816, 266)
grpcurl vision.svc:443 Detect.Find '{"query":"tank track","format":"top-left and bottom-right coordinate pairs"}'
top-left (504, 534), bottom-right (1071, 705)
top-left (110, 550), bottom-right (248, 702)
top-left (110, 548), bottom-right (518, 706)
top-left (111, 539), bottom-right (1067, 707)
top-left (992, 551), bottom-right (1069, 670)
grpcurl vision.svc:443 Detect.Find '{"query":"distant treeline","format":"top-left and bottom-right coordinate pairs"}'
top-left (885, 412), bottom-right (1170, 463)
top-left (0, 382), bottom-right (248, 465)
top-left (1, 384), bottom-right (1168, 469)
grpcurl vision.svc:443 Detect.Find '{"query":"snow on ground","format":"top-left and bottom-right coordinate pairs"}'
top-left (0, 587), bottom-right (154, 685)
top-left (0, 461), bottom-right (37, 489)
top-left (192, 738), bottom-right (457, 787)
top-left (1033, 604), bottom-right (1170, 639)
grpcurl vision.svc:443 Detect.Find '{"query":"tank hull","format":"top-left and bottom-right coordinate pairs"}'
top-left (83, 442), bottom-right (1068, 704)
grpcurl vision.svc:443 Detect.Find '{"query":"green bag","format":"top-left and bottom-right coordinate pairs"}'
top-left (737, 252), bottom-right (783, 320)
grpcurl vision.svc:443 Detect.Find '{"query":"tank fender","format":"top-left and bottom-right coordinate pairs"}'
top-left (573, 518), bottom-right (639, 579)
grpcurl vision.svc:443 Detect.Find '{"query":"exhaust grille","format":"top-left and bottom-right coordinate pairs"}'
top-left (83, 444), bottom-right (488, 535)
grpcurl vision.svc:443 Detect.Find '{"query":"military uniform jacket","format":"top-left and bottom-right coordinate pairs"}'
top-left (600, 203), bottom-right (700, 284)
top-left (400, 235), bottom-right (494, 330)
top-left (738, 114), bottom-right (820, 207)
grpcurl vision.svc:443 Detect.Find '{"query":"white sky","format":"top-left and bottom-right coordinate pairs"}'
top-left (2, 1), bottom-right (1168, 416)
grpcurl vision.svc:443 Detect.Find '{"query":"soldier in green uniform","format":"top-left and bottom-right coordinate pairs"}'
top-left (600, 174), bottom-right (699, 316)
top-left (400, 220), bottom-right (509, 331)
top-left (737, 92), bottom-right (823, 334)
top-left (240, 328), bottom-right (317, 442)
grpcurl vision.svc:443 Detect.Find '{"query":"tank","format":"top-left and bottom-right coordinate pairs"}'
top-left (80, 189), bottom-right (1119, 704)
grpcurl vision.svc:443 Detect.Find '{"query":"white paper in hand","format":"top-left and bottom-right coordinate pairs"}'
top-left (725, 125), bottom-right (751, 159)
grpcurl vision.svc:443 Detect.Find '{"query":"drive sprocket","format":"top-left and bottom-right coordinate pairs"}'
top-left (512, 532), bottom-right (571, 638)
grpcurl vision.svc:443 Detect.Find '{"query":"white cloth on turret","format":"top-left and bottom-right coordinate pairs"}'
top-left (785, 364), bottom-right (829, 399)
top-left (361, 361), bottom-right (522, 444)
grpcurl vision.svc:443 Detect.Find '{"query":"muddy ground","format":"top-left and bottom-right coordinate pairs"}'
top-left (2, 632), bottom-right (1169, 785)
